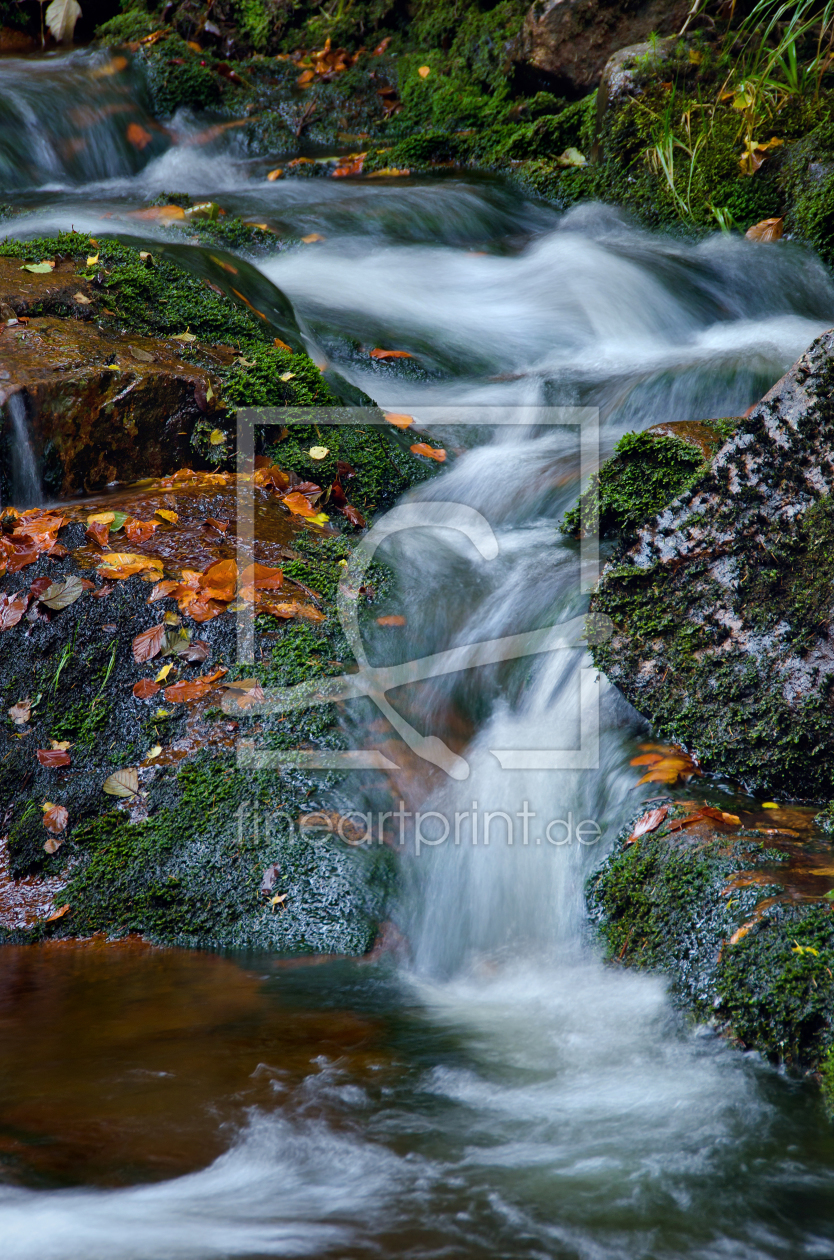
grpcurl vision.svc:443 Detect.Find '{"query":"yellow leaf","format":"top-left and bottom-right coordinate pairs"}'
top-left (99, 551), bottom-right (164, 569)
top-left (279, 371), bottom-right (295, 381)
top-left (154, 664), bottom-right (174, 682)
top-left (688, 50), bottom-right (703, 64)
top-left (208, 429), bottom-right (226, 445)
top-left (418, 65), bottom-right (430, 78)
top-left (155, 509), bottom-right (178, 523)
top-left (309, 512), bottom-right (329, 526)
top-left (762, 802), bottom-right (779, 809)
top-left (87, 253), bottom-right (99, 266)
top-left (154, 707), bottom-right (171, 718)
top-left (308, 446), bottom-right (329, 460)
top-left (172, 331), bottom-right (197, 343)
top-left (87, 511), bottom-right (115, 525)
top-left (301, 233), bottom-right (325, 244)
top-left (146, 744), bottom-right (163, 759)
top-left (267, 167), bottom-right (283, 181)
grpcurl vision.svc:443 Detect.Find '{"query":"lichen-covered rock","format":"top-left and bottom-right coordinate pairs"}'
top-left (587, 799), bottom-right (834, 1072)
top-left (591, 329), bottom-right (834, 798)
top-left (511, 0), bottom-right (689, 96)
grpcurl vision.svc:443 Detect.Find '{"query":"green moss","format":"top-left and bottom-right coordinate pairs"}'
top-left (563, 423), bottom-right (736, 539)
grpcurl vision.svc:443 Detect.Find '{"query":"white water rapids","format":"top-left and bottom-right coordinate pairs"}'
top-left (3, 49), bottom-right (834, 1259)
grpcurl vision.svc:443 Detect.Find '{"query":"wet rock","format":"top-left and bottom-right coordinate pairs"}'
top-left (510, 0), bottom-right (689, 96)
top-left (0, 314), bottom-right (228, 496)
top-left (588, 799), bottom-right (834, 1075)
top-left (591, 329), bottom-right (834, 797)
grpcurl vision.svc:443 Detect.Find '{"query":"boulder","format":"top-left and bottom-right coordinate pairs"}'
top-left (1, 314), bottom-right (229, 497)
top-left (588, 797), bottom-right (834, 1078)
top-left (591, 328), bottom-right (834, 799)
top-left (510, 0), bottom-right (690, 96)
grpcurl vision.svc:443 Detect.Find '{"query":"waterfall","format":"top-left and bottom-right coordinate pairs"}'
top-left (6, 392), bottom-right (41, 508)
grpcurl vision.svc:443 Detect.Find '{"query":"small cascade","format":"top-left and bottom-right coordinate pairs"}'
top-left (5, 392), bottom-right (41, 508)
top-left (0, 50), bottom-right (168, 194)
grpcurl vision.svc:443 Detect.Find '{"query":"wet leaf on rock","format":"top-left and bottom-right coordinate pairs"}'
top-left (0, 592), bottom-right (30, 629)
top-left (40, 575), bottom-right (84, 610)
top-left (42, 802), bottom-right (68, 833)
top-left (627, 806), bottom-right (668, 844)
top-left (410, 442), bottom-right (446, 462)
top-left (102, 767), bottom-right (139, 797)
top-left (155, 509), bottom-right (178, 523)
top-left (370, 348), bottom-right (414, 359)
top-left (20, 261), bottom-right (55, 274)
top-left (8, 698), bottom-right (31, 724)
top-left (125, 519), bottom-right (159, 544)
top-left (384, 412), bottom-right (413, 430)
top-left (132, 679), bottom-right (161, 699)
top-left (37, 749), bottom-right (71, 767)
top-left (132, 623), bottom-right (167, 663)
top-left (45, 902), bottom-right (70, 920)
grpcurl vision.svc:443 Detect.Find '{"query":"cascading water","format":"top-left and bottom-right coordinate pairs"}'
top-left (4, 49), bottom-right (834, 1260)
top-left (4, 391), bottom-right (41, 507)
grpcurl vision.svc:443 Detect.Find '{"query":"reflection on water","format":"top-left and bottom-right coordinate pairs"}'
top-left (4, 46), bottom-right (834, 1260)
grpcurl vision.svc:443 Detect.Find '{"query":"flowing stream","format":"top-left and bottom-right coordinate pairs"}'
top-left (3, 49), bottom-right (834, 1260)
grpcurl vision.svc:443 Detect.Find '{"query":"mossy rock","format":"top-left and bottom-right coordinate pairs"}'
top-left (591, 330), bottom-right (834, 798)
top-left (562, 418), bottom-right (738, 539)
top-left (587, 800), bottom-right (834, 1073)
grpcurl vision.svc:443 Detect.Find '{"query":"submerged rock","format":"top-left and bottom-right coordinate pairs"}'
top-left (591, 329), bottom-right (834, 798)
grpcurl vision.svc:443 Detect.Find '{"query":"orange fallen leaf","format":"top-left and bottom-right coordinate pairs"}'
top-left (383, 412), bottom-right (414, 430)
top-left (410, 442), bottom-right (446, 462)
top-left (745, 216), bottom-right (784, 243)
top-left (46, 903), bottom-right (70, 921)
top-left (126, 123), bottom-right (153, 150)
top-left (729, 921), bottom-right (756, 945)
top-left (627, 805), bottom-right (668, 844)
top-left (239, 562), bottom-right (283, 590)
top-left (370, 348), bottom-right (414, 359)
top-left (282, 491), bottom-right (320, 518)
top-left (377, 614), bottom-right (406, 627)
top-left (125, 518), bottom-right (159, 544)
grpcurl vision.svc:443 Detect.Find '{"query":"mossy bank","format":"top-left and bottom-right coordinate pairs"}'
top-left (0, 232), bottom-right (442, 951)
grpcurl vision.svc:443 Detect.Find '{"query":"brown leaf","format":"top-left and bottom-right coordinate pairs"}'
top-left (282, 491), bottom-right (321, 518)
top-left (132, 623), bottom-right (166, 663)
top-left (745, 216), bottom-right (784, 243)
top-left (342, 504), bottom-right (366, 528)
top-left (43, 803), bottom-right (68, 833)
top-left (630, 753), bottom-right (662, 766)
top-left (666, 812), bottom-right (706, 832)
top-left (93, 584), bottom-right (114, 598)
top-left (46, 902), bottom-right (70, 919)
top-left (627, 806), bottom-right (668, 844)
top-left (163, 676), bottom-right (221, 702)
top-left (179, 638), bottom-right (209, 663)
top-left (37, 749), bottom-right (71, 767)
top-left (132, 679), bottom-right (161, 699)
top-left (8, 698), bottom-right (31, 724)
top-left (377, 614), bottom-right (406, 627)
top-left (0, 591), bottom-right (29, 629)
top-left (205, 517), bottom-right (229, 532)
top-left (86, 520), bottom-right (111, 547)
top-left (125, 518), bottom-right (159, 544)
top-left (186, 599), bottom-right (227, 623)
top-left (370, 348), bottom-right (414, 359)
